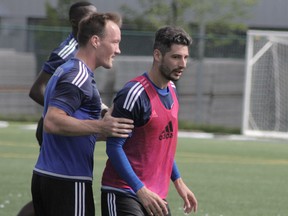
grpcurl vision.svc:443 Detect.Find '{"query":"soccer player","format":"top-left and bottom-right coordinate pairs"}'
top-left (29, 1), bottom-right (97, 107)
top-left (31, 12), bottom-right (133, 216)
top-left (101, 26), bottom-right (198, 216)
top-left (18, 2), bottom-right (99, 216)
top-left (28, 1), bottom-right (110, 147)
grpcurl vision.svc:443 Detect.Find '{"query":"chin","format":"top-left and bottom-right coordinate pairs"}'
top-left (170, 75), bottom-right (180, 81)
top-left (103, 63), bottom-right (113, 69)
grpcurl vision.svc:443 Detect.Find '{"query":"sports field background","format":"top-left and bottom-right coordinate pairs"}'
top-left (0, 121), bottom-right (287, 216)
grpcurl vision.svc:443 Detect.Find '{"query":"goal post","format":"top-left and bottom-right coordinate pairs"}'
top-left (242, 30), bottom-right (288, 139)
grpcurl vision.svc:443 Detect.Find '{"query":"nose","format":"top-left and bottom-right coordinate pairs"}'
top-left (180, 57), bottom-right (187, 68)
top-left (115, 44), bottom-right (121, 55)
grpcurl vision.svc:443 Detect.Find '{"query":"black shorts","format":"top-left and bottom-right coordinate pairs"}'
top-left (101, 191), bottom-right (171, 216)
top-left (32, 173), bottom-right (95, 216)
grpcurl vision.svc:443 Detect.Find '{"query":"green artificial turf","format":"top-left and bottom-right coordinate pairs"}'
top-left (0, 122), bottom-right (287, 216)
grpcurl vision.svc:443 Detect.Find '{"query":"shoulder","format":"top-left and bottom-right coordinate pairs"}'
top-left (57, 59), bottom-right (90, 88)
top-left (116, 80), bottom-right (148, 112)
top-left (113, 80), bottom-right (150, 123)
top-left (52, 34), bottom-right (78, 60)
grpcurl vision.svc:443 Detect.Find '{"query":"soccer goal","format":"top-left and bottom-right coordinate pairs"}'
top-left (242, 30), bottom-right (288, 139)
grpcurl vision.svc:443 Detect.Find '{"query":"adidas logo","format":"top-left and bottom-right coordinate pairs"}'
top-left (159, 121), bottom-right (174, 140)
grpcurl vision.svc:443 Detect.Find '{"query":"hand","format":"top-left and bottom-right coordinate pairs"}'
top-left (174, 178), bottom-right (198, 214)
top-left (100, 109), bottom-right (134, 138)
top-left (136, 186), bottom-right (169, 216)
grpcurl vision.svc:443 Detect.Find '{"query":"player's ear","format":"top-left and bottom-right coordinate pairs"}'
top-left (154, 49), bottom-right (162, 62)
top-left (91, 35), bottom-right (100, 48)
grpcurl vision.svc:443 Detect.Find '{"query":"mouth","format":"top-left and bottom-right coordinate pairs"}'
top-left (110, 56), bottom-right (116, 61)
top-left (174, 70), bottom-right (183, 76)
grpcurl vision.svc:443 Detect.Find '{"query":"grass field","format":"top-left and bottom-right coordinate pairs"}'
top-left (0, 121), bottom-right (288, 216)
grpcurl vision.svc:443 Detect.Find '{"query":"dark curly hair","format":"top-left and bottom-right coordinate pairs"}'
top-left (153, 26), bottom-right (192, 55)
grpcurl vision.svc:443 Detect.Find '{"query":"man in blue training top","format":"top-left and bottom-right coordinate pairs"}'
top-left (29, 1), bottom-right (106, 147)
top-left (31, 12), bottom-right (134, 216)
top-left (19, 2), bottom-right (98, 216)
top-left (29, 1), bottom-right (97, 107)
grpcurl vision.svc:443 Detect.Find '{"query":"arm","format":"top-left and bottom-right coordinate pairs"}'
top-left (106, 136), bottom-right (169, 216)
top-left (106, 81), bottom-right (169, 215)
top-left (171, 160), bottom-right (181, 181)
top-left (29, 36), bottom-right (70, 106)
top-left (44, 106), bottom-right (133, 137)
top-left (29, 70), bottom-right (52, 106)
top-left (44, 80), bottom-right (133, 137)
top-left (29, 70), bottom-right (110, 112)
top-left (173, 176), bottom-right (198, 214)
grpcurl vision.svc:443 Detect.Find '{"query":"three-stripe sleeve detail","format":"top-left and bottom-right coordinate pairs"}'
top-left (59, 38), bottom-right (77, 59)
top-left (123, 82), bottom-right (145, 112)
top-left (72, 62), bottom-right (88, 88)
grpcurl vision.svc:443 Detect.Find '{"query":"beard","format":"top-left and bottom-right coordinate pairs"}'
top-left (159, 64), bottom-right (181, 82)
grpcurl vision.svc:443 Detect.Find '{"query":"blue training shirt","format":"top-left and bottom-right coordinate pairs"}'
top-left (42, 33), bottom-right (78, 75)
top-left (34, 58), bottom-right (102, 182)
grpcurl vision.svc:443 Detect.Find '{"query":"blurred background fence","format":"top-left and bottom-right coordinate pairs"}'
top-left (0, 25), bottom-right (247, 129)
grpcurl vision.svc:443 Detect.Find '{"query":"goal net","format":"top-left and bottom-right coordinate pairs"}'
top-left (242, 30), bottom-right (288, 139)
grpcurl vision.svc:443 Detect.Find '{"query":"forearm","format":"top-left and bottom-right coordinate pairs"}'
top-left (106, 137), bottom-right (144, 192)
top-left (29, 71), bottom-right (52, 106)
top-left (44, 106), bottom-right (133, 137)
top-left (44, 106), bottom-right (102, 136)
top-left (173, 177), bottom-right (184, 189)
top-left (29, 79), bottom-right (46, 106)
top-left (173, 177), bottom-right (198, 214)
top-left (29, 89), bottom-right (45, 106)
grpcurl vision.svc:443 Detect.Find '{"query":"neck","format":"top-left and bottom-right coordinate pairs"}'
top-left (75, 48), bottom-right (97, 71)
top-left (148, 67), bottom-right (169, 89)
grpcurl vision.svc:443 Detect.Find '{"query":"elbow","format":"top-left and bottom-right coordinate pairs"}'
top-left (29, 85), bottom-right (45, 106)
top-left (43, 116), bottom-right (56, 134)
top-left (106, 142), bottom-right (117, 158)
top-left (29, 88), bottom-right (35, 100)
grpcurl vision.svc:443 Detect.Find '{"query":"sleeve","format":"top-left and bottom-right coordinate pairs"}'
top-left (105, 81), bottom-right (150, 192)
top-left (42, 51), bottom-right (66, 75)
top-left (106, 137), bottom-right (144, 192)
top-left (49, 82), bottom-right (85, 116)
top-left (112, 82), bottom-right (151, 126)
top-left (171, 160), bottom-right (181, 181)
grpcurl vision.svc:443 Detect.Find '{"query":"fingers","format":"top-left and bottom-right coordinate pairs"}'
top-left (101, 113), bottom-right (134, 137)
top-left (137, 187), bottom-right (168, 216)
top-left (103, 112), bottom-right (134, 126)
top-left (110, 131), bottom-right (131, 138)
top-left (117, 120), bottom-right (134, 128)
top-left (183, 197), bottom-right (191, 213)
top-left (116, 117), bottom-right (134, 125)
top-left (145, 200), bottom-right (168, 216)
top-left (158, 200), bottom-right (168, 215)
top-left (183, 196), bottom-right (198, 214)
top-left (110, 120), bottom-right (134, 137)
